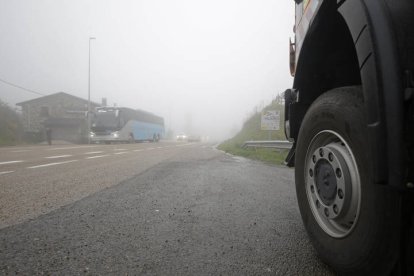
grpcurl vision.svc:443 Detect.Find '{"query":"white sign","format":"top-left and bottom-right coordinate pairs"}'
top-left (261, 110), bottom-right (280, 131)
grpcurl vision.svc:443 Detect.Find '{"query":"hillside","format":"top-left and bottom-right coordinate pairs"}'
top-left (218, 97), bottom-right (289, 164)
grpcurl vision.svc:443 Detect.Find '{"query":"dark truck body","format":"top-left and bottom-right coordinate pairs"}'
top-left (284, 0), bottom-right (414, 274)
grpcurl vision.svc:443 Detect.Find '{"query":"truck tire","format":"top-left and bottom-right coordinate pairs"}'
top-left (295, 86), bottom-right (402, 275)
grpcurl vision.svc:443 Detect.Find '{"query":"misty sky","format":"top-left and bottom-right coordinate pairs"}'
top-left (0, 0), bottom-right (294, 140)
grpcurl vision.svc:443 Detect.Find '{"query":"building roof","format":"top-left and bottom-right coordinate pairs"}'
top-left (16, 92), bottom-right (100, 106)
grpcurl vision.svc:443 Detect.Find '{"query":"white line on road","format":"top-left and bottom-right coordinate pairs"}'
top-left (113, 148), bottom-right (127, 151)
top-left (133, 149), bottom-right (143, 152)
top-left (85, 155), bottom-right (109, 159)
top-left (0, 160), bottom-right (24, 165)
top-left (27, 160), bottom-right (78, 169)
top-left (0, 171), bottom-right (14, 175)
top-left (114, 152), bottom-right (128, 155)
top-left (11, 150), bottom-right (32, 153)
top-left (84, 151), bottom-right (104, 155)
top-left (157, 147), bottom-right (163, 149)
top-left (47, 146), bottom-right (97, 151)
top-left (45, 155), bottom-right (72, 159)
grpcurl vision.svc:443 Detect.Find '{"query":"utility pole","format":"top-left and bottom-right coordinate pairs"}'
top-left (88, 37), bottom-right (96, 144)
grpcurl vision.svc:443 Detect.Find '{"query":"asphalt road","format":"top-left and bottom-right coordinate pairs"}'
top-left (0, 142), bottom-right (334, 275)
top-left (0, 141), bottom-right (198, 228)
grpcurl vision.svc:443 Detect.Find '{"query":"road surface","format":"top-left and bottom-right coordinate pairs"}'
top-left (0, 142), bottom-right (334, 275)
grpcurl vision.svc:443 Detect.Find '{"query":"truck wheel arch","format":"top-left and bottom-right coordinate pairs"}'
top-left (291, 0), bottom-right (404, 188)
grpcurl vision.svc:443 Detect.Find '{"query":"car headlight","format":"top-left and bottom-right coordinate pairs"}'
top-left (111, 131), bottom-right (119, 138)
top-left (89, 132), bottom-right (95, 137)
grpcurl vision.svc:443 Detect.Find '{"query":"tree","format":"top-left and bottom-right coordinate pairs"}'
top-left (0, 99), bottom-right (23, 145)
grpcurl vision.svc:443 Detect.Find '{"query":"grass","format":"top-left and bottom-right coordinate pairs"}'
top-left (218, 141), bottom-right (288, 165)
top-left (218, 100), bottom-right (289, 165)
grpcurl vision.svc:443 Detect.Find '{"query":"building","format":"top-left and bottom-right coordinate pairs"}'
top-left (16, 92), bottom-right (101, 143)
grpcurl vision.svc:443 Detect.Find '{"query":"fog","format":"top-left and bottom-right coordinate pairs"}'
top-left (0, 0), bottom-right (293, 141)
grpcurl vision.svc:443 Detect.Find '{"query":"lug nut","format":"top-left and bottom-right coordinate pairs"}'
top-left (310, 185), bottom-right (315, 193)
top-left (333, 204), bottom-right (338, 214)
top-left (319, 148), bottom-right (324, 157)
top-left (309, 169), bottom-right (313, 177)
top-left (336, 168), bottom-right (342, 178)
top-left (338, 189), bottom-right (344, 199)
top-left (328, 152), bottom-right (334, 162)
top-left (312, 155), bottom-right (316, 163)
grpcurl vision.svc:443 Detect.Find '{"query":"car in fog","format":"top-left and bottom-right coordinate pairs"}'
top-left (176, 133), bottom-right (187, 141)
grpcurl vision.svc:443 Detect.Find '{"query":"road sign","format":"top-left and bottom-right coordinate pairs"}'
top-left (261, 110), bottom-right (280, 131)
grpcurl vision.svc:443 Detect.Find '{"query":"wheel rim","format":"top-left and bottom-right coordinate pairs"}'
top-left (305, 130), bottom-right (361, 238)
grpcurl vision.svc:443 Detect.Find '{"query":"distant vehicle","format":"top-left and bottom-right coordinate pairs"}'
top-left (176, 133), bottom-right (187, 141)
top-left (89, 107), bottom-right (164, 143)
top-left (187, 135), bottom-right (201, 142)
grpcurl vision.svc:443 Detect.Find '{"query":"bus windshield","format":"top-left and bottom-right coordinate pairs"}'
top-left (91, 110), bottom-right (120, 131)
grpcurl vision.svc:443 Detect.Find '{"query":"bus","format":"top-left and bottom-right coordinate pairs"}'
top-left (89, 107), bottom-right (164, 143)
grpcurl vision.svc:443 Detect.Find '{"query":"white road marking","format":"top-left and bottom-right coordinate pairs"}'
top-left (0, 171), bottom-right (14, 175)
top-left (45, 155), bottom-right (72, 159)
top-left (47, 146), bottom-right (97, 151)
top-left (0, 160), bottom-right (24, 165)
top-left (11, 150), bottom-right (32, 153)
top-left (84, 151), bottom-right (104, 155)
top-left (157, 147), bottom-right (163, 149)
top-left (113, 148), bottom-right (127, 151)
top-left (114, 152), bottom-right (128, 155)
top-left (85, 155), bottom-right (109, 159)
top-left (133, 149), bottom-right (143, 152)
top-left (27, 160), bottom-right (78, 169)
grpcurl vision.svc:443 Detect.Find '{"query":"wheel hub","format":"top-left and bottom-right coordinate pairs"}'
top-left (305, 131), bottom-right (361, 238)
top-left (315, 159), bottom-right (337, 205)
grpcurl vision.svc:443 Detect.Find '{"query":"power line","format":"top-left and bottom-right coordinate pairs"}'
top-left (0, 77), bottom-right (46, 96)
